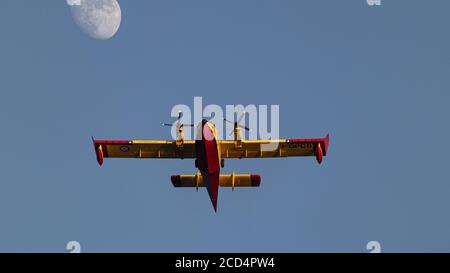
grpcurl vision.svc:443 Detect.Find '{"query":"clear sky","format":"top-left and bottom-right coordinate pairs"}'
top-left (0, 0), bottom-right (449, 252)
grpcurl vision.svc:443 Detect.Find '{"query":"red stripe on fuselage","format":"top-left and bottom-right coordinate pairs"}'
top-left (195, 121), bottom-right (220, 212)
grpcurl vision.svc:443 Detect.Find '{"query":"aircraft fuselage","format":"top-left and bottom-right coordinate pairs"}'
top-left (195, 119), bottom-right (221, 211)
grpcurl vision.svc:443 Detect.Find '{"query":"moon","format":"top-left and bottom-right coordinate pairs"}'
top-left (70, 0), bottom-right (122, 40)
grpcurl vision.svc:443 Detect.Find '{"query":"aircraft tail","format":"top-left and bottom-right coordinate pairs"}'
top-left (171, 172), bottom-right (261, 212)
top-left (171, 173), bottom-right (261, 189)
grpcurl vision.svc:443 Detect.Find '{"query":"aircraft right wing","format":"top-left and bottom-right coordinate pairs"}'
top-left (219, 134), bottom-right (330, 163)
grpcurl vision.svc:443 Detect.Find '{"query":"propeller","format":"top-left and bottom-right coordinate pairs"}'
top-left (161, 111), bottom-right (194, 128)
top-left (224, 111), bottom-right (251, 136)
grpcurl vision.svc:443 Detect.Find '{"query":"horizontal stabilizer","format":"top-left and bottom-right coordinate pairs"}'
top-left (171, 173), bottom-right (261, 188)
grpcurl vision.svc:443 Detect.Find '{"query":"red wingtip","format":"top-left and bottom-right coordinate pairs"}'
top-left (316, 144), bottom-right (323, 164)
top-left (92, 137), bottom-right (104, 166)
top-left (96, 146), bottom-right (104, 166)
top-left (323, 133), bottom-right (330, 156)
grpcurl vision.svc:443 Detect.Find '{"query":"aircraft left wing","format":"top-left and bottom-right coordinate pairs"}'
top-left (92, 139), bottom-right (196, 165)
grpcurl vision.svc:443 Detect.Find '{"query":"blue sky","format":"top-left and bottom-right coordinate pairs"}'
top-left (0, 0), bottom-right (449, 252)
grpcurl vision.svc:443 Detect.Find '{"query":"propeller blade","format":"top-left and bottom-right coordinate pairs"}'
top-left (162, 123), bottom-right (194, 127)
top-left (238, 124), bottom-right (251, 131)
top-left (237, 111), bottom-right (246, 124)
top-left (180, 124), bottom-right (195, 128)
top-left (223, 118), bottom-right (234, 125)
top-left (175, 111), bottom-right (183, 128)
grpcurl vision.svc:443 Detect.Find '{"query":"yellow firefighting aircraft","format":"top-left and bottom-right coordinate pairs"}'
top-left (93, 112), bottom-right (330, 212)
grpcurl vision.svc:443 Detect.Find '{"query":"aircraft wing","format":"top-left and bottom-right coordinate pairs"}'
top-left (219, 134), bottom-right (329, 163)
top-left (92, 139), bottom-right (196, 165)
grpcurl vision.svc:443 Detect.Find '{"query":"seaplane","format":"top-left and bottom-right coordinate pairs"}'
top-left (92, 112), bottom-right (330, 212)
